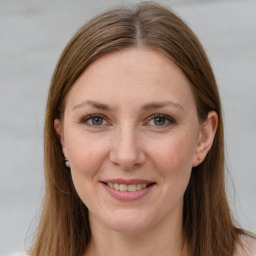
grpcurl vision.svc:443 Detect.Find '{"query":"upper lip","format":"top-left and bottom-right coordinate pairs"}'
top-left (101, 179), bottom-right (155, 185)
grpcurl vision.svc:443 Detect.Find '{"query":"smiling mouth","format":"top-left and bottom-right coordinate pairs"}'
top-left (104, 182), bottom-right (154, 192)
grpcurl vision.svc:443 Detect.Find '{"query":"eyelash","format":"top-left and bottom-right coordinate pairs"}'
top-left (81, 114), bottom-right (108, 127)
top-left (80, 113), bottom-right (176, 128)
top-left (146, 114), bottom-right (176, 127)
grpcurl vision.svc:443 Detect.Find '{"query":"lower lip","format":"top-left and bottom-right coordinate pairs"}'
top-left (102, 183), bottom-right (154, 202)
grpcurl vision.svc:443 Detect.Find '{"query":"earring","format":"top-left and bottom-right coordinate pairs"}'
top-left (64, 158), bottom-right (70, 168)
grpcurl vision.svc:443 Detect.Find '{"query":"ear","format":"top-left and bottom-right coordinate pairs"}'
top-left (54, 119), bottom-right (67, 156)
top-left (192, 111), bottom-right (218, 167)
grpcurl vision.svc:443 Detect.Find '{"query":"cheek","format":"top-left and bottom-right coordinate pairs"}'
top-left (153, 133), bottom-right (195, 161)
top-left (65, 133), bottom-right (111, 207)
top-left (150, 134), bottom-right (196, 182)
top-left (65, 132), bottom-right (110, 179)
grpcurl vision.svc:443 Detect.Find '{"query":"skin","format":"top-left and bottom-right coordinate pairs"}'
top-left (55, 47), bottom-right (218, 256)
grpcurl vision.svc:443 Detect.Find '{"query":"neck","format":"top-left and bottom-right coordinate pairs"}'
top-left (85, 212), bottom-right (188, 256)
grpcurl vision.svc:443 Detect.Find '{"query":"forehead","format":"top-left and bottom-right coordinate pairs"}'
top-left (65, 47), bottom-right (196, 112)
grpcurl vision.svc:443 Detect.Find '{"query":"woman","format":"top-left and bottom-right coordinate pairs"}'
top-left (20, 2), bottom-right (255, 256)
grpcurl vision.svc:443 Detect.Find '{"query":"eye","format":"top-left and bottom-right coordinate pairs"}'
top-left (153, 116), bottom-right (166, 126)
top-left (82, 114), bottom-right (108, 126)
top-left (147, 114), bottom-right (175, 127)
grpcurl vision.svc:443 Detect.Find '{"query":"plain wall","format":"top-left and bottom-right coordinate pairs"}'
top-left (0, 0), bottom-right (255, 254)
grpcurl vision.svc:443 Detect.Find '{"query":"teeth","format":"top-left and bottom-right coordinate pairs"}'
top-left (120, 184), bottom-right (127, 191)
top-left (136, 184), bottom-right (142, 190)
top-left (128, 184), bottom-right (136, 192)
top-left (114, 183), bottom-right (119, 190)
top-left (107, 183), bottom-right (149, 191)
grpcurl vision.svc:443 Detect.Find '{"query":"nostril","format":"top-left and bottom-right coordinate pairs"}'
top-left (109, 148), bottom-right (146, 170)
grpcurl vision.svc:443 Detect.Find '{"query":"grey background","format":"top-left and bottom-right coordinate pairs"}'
top-left (0, 0), bottom-right (255, 254)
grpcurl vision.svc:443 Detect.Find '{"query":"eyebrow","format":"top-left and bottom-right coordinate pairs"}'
top-left (72, 100), bottom-right (112, 111)
top-left (142, 101), bottom-right (184, 111)
top-left (72, 100), bottom-right (183, 111)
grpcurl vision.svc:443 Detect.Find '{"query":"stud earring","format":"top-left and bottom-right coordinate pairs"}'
top-left (64, 158), bottom-right (70, 168)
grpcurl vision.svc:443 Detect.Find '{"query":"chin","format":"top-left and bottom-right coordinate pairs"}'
top-left (107, 220), bottom-right (151, 234)
top-left (101, 209), bottom-right (156, 234)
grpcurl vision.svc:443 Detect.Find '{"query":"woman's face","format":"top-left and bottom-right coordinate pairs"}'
top-left (55, 48), bottom-right (211, 234)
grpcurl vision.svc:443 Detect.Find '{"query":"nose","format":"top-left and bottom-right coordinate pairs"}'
top-left (109, 125), bottom-right (146, 170)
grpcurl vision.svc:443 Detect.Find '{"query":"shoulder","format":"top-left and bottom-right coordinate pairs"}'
top-left (6, 252), bottom-right (28, 256)
top-left (234, 233), bottom-right (256, 256)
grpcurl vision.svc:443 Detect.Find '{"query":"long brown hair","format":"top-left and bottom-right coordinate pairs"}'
top-left (31, 2), bottom-right (243, 256)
